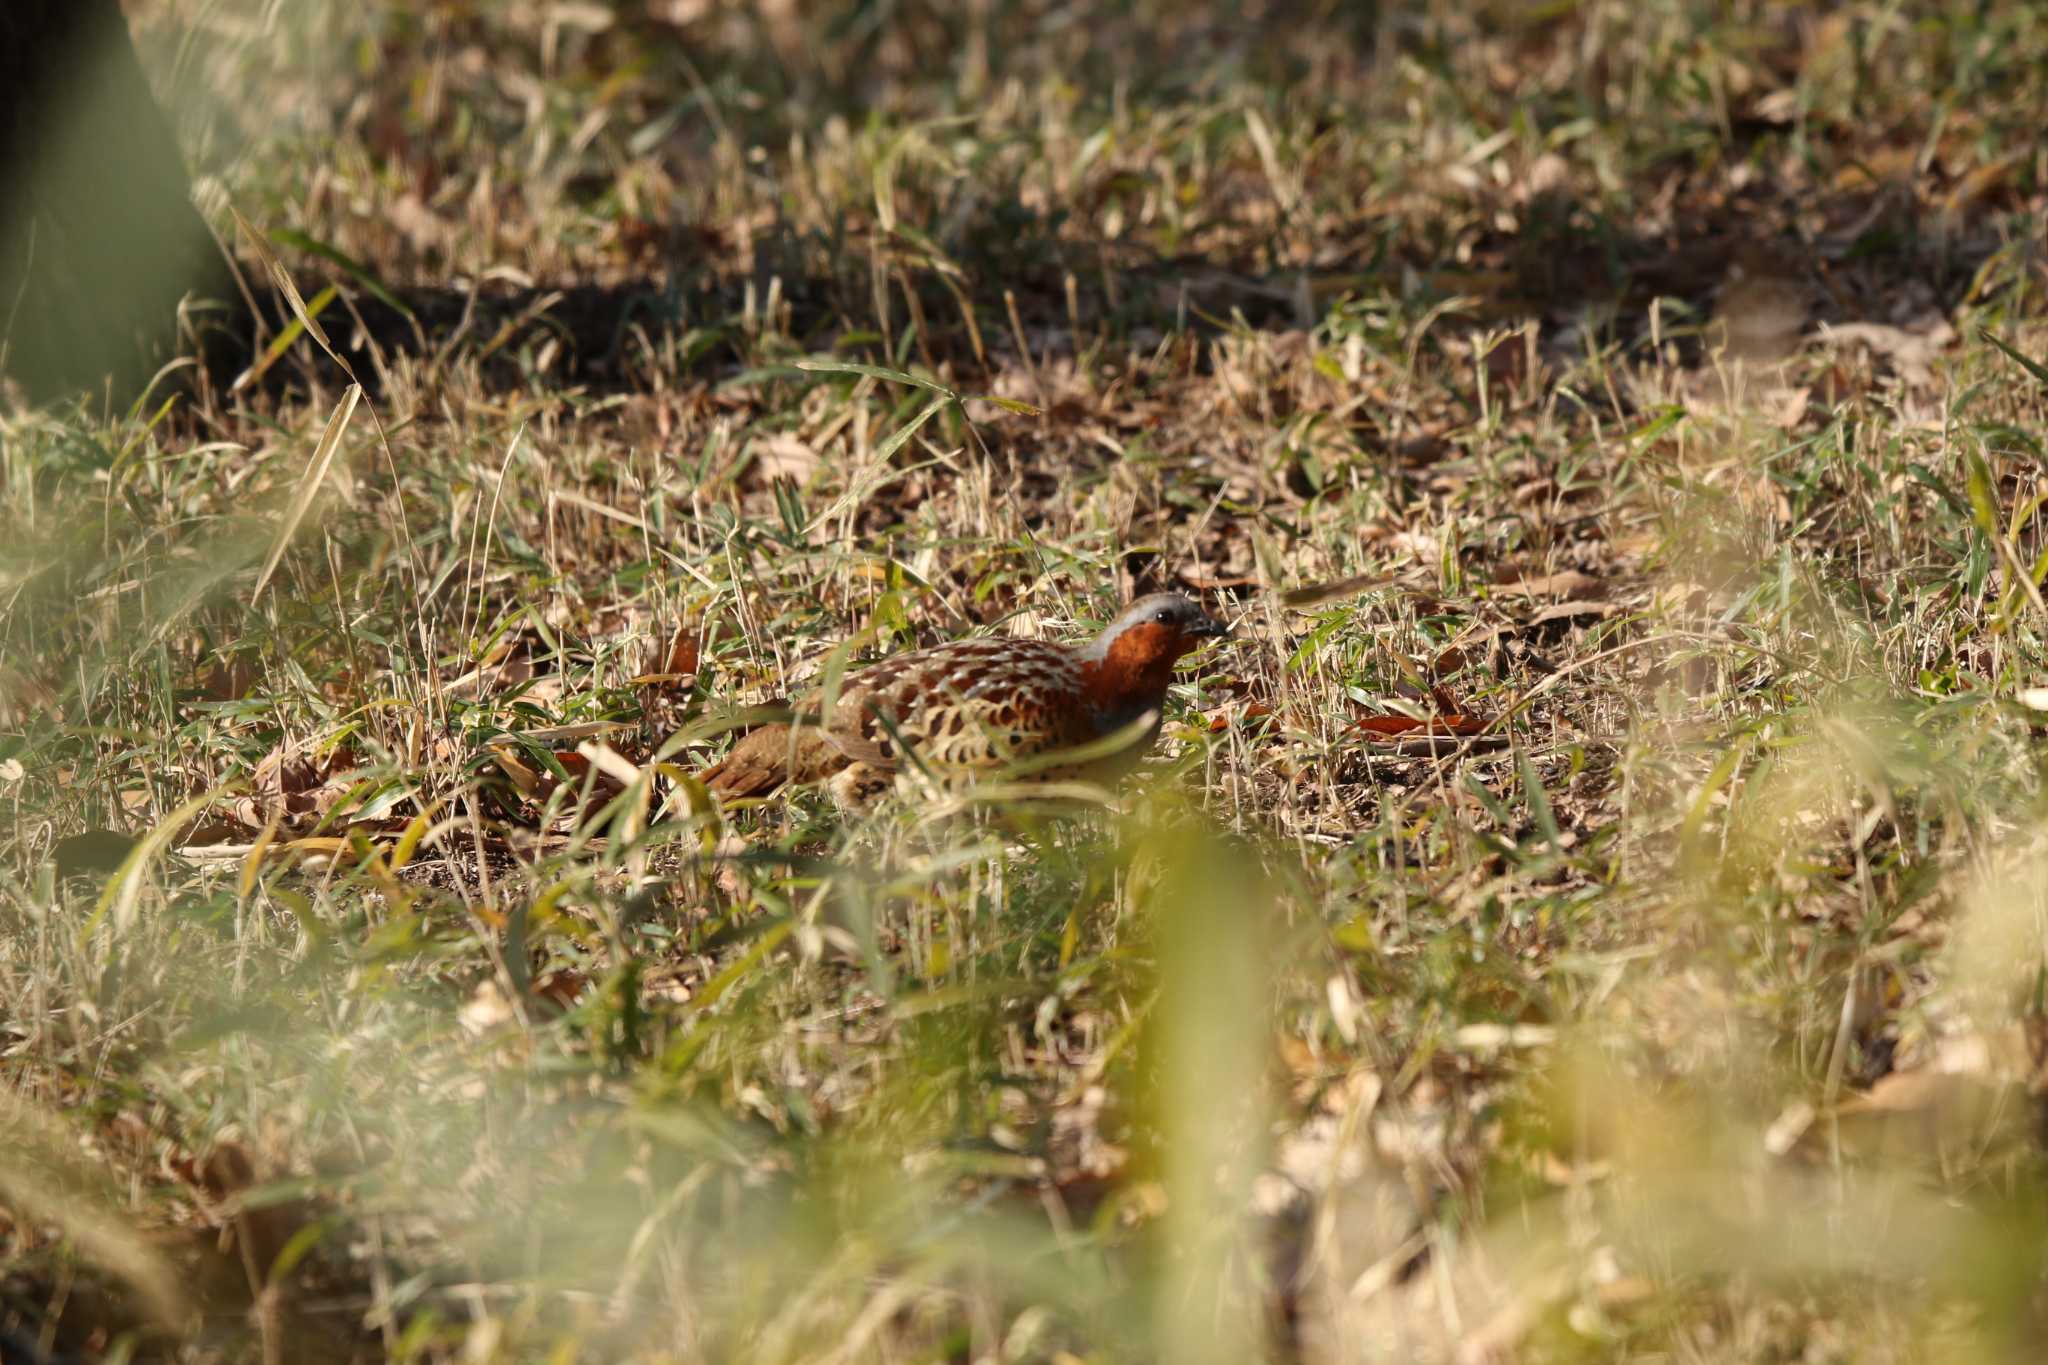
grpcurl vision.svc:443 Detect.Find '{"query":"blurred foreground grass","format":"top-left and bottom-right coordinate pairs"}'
top-left (5, 2), bottom-right (2048, 1360)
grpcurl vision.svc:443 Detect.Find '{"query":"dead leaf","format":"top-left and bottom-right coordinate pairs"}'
top-left (1177, 572), bottom-right (1259, 592)
top-left (662, 628), bottom-right (701, 677)
top-left (1352, 713), bottom-right (1489, 739)
top-left (1206, 701), bottom-right (1274, 733)
top-left (444, 647), bottom-right (535, 701)
top-left (631, 626), bottom-right (701, 691)
top-left (1493, 569), bottom-right (1603, 600)
top-left (1781, 1028), bottom-right (2042, 1166)
top-left (492, 746), bottom-right (544, 799)
top-left (458, 980), bottom-right (516, 1035)
top-left (237, 738), bottom-right (362, 831)
top-left (1526, 600), bottom-right (1619, 628)
top-left (1819, 319), bottom-right (1956, 388)
top-left (489, 744), bottom-right (631, 808)
top-left (1944, 151), bottom-right (2025, 217)
top-left (1762, 1099), bottom-right (1816, 1157)
top-left (1520, 151), bottom-right (1570, 199)
top-left (1451, 1023), bottom-right (1555, 1050)
top-left (749, 433), bottom-right (821, 484)
top-left (1430, 646), bottom-right (1472, 676)
top-left (1279, 572), bottom-right (1395, 609)
top-left (712, 834), bottom-right (750, 900)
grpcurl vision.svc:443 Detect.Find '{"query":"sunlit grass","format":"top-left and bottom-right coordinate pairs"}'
top-left (4, 1), bottom-right (2048, 1361)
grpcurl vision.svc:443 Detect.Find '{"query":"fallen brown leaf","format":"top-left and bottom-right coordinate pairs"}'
top-left (1351, 713), bottom-right (1489, 739)
top-left (1526, 600), bottom-right (1619, 628)
top-left (1279, 572), bottom-right (1395, 609)
top-left (1493, 569), bottom-right (1603, 600)
top-left (1819, 318), bottom-right (1956, 388)
top-left (236, 738), bottom-right (363, 832)
top-left (1206, 701), bottom-right (1274, 733)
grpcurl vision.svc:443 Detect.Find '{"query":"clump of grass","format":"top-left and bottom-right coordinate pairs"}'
top-left (5, 1), bottom-right (2048, 1361)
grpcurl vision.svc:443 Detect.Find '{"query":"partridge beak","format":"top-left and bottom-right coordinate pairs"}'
top-left (1191, 613), bottom-right (1233, 640)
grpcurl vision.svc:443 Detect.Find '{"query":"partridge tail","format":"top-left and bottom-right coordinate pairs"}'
top-left (698, 724), bottom-right (846, 798)
top-left (698, 724), bottom-right (792, 797)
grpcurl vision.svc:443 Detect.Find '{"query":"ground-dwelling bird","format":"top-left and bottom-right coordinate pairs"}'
top-left (699, 594), bottom-right (1232, 808)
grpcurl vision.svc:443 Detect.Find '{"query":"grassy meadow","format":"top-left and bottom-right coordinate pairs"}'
top-left (5, 1), bottom-right (2048, 1360)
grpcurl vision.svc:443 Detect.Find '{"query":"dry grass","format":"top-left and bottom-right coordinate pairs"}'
top-left (5, 2), bottom-right (2048, 1361)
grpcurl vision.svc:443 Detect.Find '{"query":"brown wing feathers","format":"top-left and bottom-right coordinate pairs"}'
top-left (699, 640), bottom-right (1047, 798)
top-left (697, 722), bottom-right (848, 797)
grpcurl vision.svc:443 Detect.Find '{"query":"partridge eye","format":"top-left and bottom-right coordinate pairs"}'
top-left (1153, 608), bottom-right (1173, 623)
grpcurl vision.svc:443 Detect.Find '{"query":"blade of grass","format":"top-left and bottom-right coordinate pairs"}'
top-left (231, 204), bottom-right (356, 386)
top-left (1984, 330), bottom-right (2048, 389)
top-left (84, 787), bottom-right (226, 944)
top-left (250, 383), bottom-right (359, 599)
top-left (235, 281), bottom-right (339, 393)
top-left (874, 393), bottom-right (949, 462)
top-left (270, 228), bottom-right (415, 317)
top-left (796, 358), bottom-right (954, 394)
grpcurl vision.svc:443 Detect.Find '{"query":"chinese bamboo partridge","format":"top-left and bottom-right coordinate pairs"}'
top-left (700, 594), bottom-right (1231, 807)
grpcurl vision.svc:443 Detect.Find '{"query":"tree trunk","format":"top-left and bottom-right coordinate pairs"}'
top-left (0, 0), bottom-right (228, 406)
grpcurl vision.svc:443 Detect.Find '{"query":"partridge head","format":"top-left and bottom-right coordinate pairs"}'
top-left (1072, 593), bottom-right (1235, 731)
top-left (700, 593), bottom-right (1230, 807)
